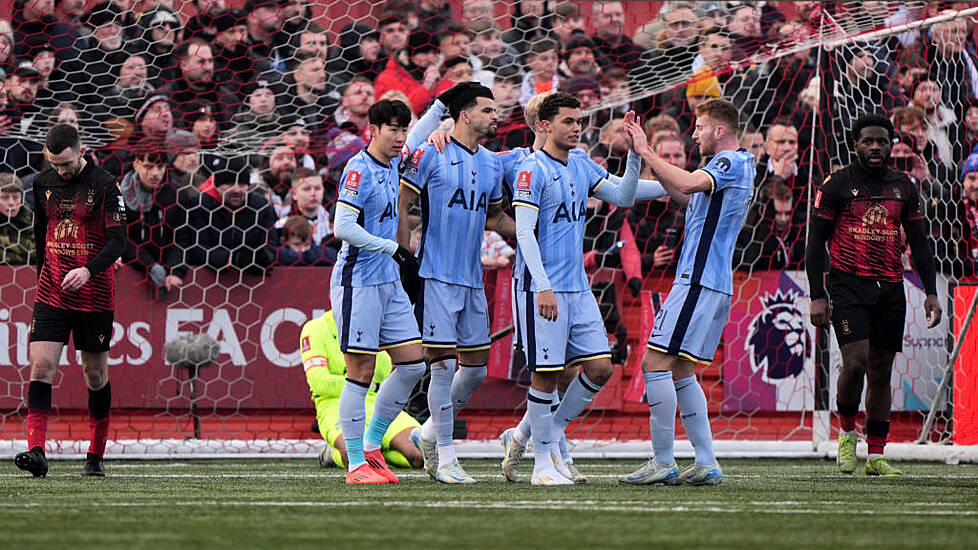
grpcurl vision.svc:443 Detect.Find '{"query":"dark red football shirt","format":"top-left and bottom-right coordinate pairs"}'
top-left (814, 164), bottom-right (923, 283)
top-left (33, 159), bottom-right (125, 312)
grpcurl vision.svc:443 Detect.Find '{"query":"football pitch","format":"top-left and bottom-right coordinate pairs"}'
top-left (2, 459), bottom-right (977, 549)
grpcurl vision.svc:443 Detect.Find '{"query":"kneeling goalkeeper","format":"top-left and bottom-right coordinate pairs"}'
top-left (301, 312), bottom-right (423, 470)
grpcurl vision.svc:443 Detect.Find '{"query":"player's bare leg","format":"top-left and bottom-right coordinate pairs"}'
top-left (620, 349), bottom-right (681, 485)
top-left (836, 341), bottom-right (869, 474)
top-left (864, 346), bottom-right (901, 476)
top-left (80, 351), bottom-right (110, 477)
top-left (15, 341), bottom-right (62, 477)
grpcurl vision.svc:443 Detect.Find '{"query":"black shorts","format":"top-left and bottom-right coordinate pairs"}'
top-left (29, 301), bottom-right (114, 353)
top-left (826, 270), bottom-right (906, 352)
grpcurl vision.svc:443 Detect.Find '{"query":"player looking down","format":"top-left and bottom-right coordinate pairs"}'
top-left (330, 99), bottom-right (426, 485)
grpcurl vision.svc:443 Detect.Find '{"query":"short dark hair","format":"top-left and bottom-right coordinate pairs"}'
top-left (339, 74), bottom-right (373, 98)
top-left (45, 123), bottom-right (81, 154)
top-left (852, 113), bottom-right (894, 142)
top-left (280, 215), bottom-right (312, 242)
top-left (450, 83), bottom-right (494, 121)
top-left (694, 97), bottom-right (741, 133)
top-left (368, 99), bottom-right (412, 128)
top-left (527, 38), bottom-right (558, 58)
top-left (538, 92), bottom-right (581, 123)
top-left (133, 139), bottom-right (169, 165)
top-left (289, 167), bottom-right (320, 184)
top-left (444, 20), bottom-right (473, 39)
top-left (494, 65), bottom-right (522, 86)
top-left (173, 38), bottom-right (210, 59)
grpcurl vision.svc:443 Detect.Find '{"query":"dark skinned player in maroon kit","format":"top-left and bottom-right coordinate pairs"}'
top-left (15, 124), bottom-right (126, 477)
top-left (806, 114), bottom-right (942, 477)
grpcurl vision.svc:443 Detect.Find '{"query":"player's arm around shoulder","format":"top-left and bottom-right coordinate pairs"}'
top-left (397, 144), bottom-right (434, 247)
top-left (485, 154), bottom-right (515, 238)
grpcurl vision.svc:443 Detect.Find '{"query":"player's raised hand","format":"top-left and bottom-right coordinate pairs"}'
top-left (62, 267), bottom-right (91, 292)
top-left (537, 289), bottom-right (558, 321)
top-left (809, 297), bottom-right (831, 328)
top-left (428, 130), bottom-right (450, 153)
top-left (623, 119), bottom-right (649, 156)
top-left (924, 294), bottom-right (942, 328)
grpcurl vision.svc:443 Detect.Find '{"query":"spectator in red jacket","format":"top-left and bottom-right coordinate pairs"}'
top-left (373, 28), bottom-right (440, 116)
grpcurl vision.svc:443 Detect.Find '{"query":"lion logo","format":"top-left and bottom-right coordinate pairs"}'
top-left (745, 289), bottom-right (811, 382)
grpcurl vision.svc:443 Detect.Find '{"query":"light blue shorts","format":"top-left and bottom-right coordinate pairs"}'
top-left (331, 281), bottom-right (422, 355)
top-left (416, 279), bottom-right (491, 353)
top-left (647, 283), bottom-right (731, 364)
top-left (514, 289), bottom-right (611, 371)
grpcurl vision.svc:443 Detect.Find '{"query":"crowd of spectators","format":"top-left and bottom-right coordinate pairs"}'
top-left (1, 0), bottom-right (978, 303)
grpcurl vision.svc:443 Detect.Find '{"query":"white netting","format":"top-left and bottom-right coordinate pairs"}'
top-left (1, 1), bottom-right (977, 459)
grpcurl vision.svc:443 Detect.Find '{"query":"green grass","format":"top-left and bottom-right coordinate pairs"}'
top-left (2, 459), bottom-right (977, 549)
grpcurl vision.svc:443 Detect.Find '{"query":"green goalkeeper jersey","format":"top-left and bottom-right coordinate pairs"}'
top-left (299, 312), bottom-right (394, 405)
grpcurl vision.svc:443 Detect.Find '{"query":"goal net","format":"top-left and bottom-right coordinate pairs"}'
top-left (0, 0), bottom-right (976, 461)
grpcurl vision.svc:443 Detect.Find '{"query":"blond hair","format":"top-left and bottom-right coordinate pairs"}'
top-left (524, 91), bottom-right (555, 128)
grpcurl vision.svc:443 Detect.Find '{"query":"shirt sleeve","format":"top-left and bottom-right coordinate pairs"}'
top-left (301, 319), bottom-right (347, 400)
top-left (404, 99), bottom-right (447, 154)
top-left (336, 158), bottom-right (369, 214)
top-left (400, 143), bottom-right (433, 194)
top-left (498, 149), bottom-right (519, 197)
top-left (104, 178), bottom-right (126, 229)
top-left (591, 151), bottom-right (640, 206)
top-left (511, 156), bottom-right (543, 210)
top-left (695, 151), bottom-right (743, 196)
top-left (578, 150), bottom-right (612, 195)
top-left (489, 154), bottom-right (504, 204)
top-left (813, 174), bottom-right (843, 221)
top-left (900, 178), bottom-right (924, 224)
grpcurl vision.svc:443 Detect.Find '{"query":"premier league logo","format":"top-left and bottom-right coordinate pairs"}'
top-left (745, 289), bottom-right (811, 383)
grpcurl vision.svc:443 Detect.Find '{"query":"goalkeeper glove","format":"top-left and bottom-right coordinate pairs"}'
top-left (627, 277), bottom-right (643, 297)
top-left (437, 81), bottom-right (478, 110)
top-left (392, 246), bottom-right (422, 303)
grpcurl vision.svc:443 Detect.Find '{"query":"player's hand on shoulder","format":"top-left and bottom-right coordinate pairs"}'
top-left (427, 130), bottom-right (450, 153)
top-left (537, 289), bottom-right (558, 321)
top-left (62, 267), bottom-right (91, 292)
top-left (809, 297), bottom-right (831, 328)
top-left (924, 294), bottom-right (942, 329)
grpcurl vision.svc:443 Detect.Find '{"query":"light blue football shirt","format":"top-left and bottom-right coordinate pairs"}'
top-left (512, 148), bottom-right (608, 292)
top-left (498, 146), bottom-right (533, 197)
top-left (330, 149), bottom-right (401, 287)
top-left (401, 138), bottom-right (504, 288)
top-left (674, 148), bottom-right (755, 295)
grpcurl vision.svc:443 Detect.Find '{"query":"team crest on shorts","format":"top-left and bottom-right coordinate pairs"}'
top-left (745, 289), bottom-right (811, 383)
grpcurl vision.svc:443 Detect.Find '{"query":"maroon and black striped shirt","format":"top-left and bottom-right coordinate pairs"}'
top-left (814, 164), bottom-right (923, 283)
top-left (33, 160), bottom-right (126, 312)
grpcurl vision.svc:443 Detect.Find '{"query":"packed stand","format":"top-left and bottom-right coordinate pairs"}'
top-left (1, 0), bottom-right (977, 308)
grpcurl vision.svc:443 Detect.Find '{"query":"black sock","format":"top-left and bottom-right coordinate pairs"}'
top-left (28, 381), bottom-right (52, 411)
top-left (88, 381), bottom-right (112, 419)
